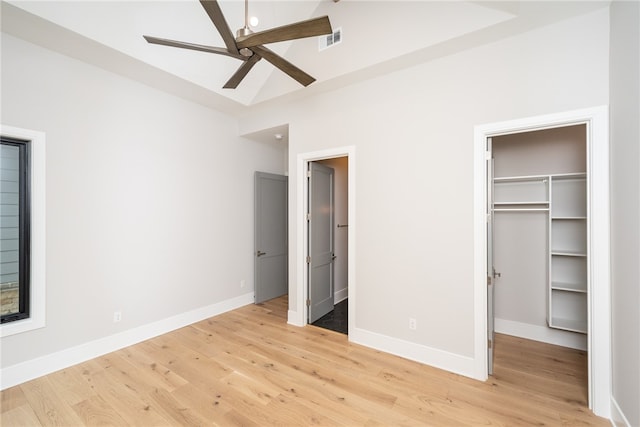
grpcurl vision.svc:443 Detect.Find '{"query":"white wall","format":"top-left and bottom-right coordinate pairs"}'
top-left (609, 2), bottom-right (640, 426)
top-left (0, 34), bottom-right (285, 374)
top-left (240, 7), bottom-right (609, 374)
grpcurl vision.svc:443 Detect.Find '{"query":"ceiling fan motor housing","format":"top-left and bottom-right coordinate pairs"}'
top-left (236, 26), bottom-right (254, 57)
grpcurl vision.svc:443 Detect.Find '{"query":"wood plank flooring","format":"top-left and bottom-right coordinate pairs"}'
top-left (1, 296), bottom-right (609, 426)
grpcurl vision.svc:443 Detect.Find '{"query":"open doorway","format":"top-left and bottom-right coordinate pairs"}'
top-left (491, 125), bottom-right (588, 348)
top-left (489, 124), bottom-right (589, 401)
top-left (308, 157), bottom-right (348, 334)
top-left (292, 146), bottom-right (355, 337)
top-left (475, 106), bottom-right (611, 417)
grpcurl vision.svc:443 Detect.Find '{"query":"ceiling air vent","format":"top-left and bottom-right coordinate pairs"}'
top-left (319, 27), bottom-right (342, 51)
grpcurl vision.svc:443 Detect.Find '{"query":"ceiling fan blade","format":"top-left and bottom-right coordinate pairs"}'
top-left (236, 16), bottom-right (332, 49)
top-left (200, 0), bottom-right (239, 55)
top-left (143, 35), bottom-right (245, 60)
top-left (250, 45), bottom-right (315, 87)
top-left (223, 55), bottom-right (261, 89)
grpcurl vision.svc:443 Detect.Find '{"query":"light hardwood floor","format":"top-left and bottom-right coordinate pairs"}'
top-left (1, 296), bottom-right (609, 426)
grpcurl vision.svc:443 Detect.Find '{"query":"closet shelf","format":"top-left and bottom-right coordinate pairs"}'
top-left (495, 208), bottom-right (549, 212)
top-left (494, 201), bottom-right (549, 205)
top-left (552, 216), bottom-right (587, 220)
top-left (551, 281), bottom-right (587, 293)
top-left (548, 173), bottom-right (588, 336)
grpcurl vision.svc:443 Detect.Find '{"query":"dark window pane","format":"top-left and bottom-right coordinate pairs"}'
top-left (1, 138), bottom-right (30, 323)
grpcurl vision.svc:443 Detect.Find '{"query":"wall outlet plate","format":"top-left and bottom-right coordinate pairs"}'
top-left (409, 318), bottom-right (417, 330)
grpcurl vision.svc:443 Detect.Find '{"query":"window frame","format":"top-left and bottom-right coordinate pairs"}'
top-left (1, 137), bottom-right (31, 324)
top-left (0, 125), bottom-right (46, 337)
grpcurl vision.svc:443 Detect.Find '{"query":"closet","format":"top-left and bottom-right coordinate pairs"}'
top-left (492, 124), bottom-right (587, 349)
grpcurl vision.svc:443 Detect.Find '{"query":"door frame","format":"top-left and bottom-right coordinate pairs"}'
top-left (473, 106), bottom-right (610, 418)
top-left (290, 146), bottom-right (355, 335)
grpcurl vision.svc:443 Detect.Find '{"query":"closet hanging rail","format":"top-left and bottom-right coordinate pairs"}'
top-left (494, 208), bottom-right (549, 212)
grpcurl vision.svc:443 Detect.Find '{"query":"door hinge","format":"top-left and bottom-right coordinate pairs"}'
top-left (487, 276), bottom-right (492, 286)
top-left (306, 256), bottom-right (311, 264)
top-left (485, 150), bottom-right (492, 160)
top-left (306, 213), bottom-right (311, 221)
top-left (488, 339), bottom-right (493, 349)
top-left (306, 299), bottom-right (311, 307)
top-left (307, 170), bottom-right (312, 178)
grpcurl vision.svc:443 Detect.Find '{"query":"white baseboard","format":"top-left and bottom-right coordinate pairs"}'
top-left (288, 310), bottom-right (304, 327)
top-left (350, 327), bottom-right (481, 380)
top-left (610, 397), bottom-right (632, 427)
top-left (334, 287), bottom-right (348, 304)
top-left (0, 292), bottom-right (254, 390)
top-left (495, 318), bottom-right (587, 350)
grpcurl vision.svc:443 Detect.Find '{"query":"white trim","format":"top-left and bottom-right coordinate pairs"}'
top-left (0, 292), bottom-right (254, 390)
top-left (334, 287), bottom-right (348, 304)
top-left (495, 318), bottom-right (587, 351)
top-left (473, 106), bottom-right (611, 418)
top-left (289, 146), bottom-right (355, 336)
top-left (287, 310), bottom-right (301, 326)
top-left (350, 327), bottom-right (478, 379)
top-left (0, 125), bottom-right (46, 338)
top-left (610, 397), bottom-right (632, 427)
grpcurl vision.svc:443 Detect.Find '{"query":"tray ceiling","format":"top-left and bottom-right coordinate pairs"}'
top-left (1, 1), bottom-right (608, 115)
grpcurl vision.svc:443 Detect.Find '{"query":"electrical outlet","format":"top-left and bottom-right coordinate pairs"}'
top-left (240, 279), bottom-right (246, 288)
top-left (113, 311), bottom-right (122, 323)
top-left (409, 318), bottom-right (417, 330)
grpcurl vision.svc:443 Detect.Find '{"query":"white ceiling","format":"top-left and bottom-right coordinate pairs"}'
top-left (2, 1), bottom-right (609, 117)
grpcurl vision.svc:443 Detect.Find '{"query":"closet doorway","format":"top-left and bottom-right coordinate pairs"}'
top-left (476, 106), bottom-right (611, 417)
top-left (491, 125), bottom-right (588, 351)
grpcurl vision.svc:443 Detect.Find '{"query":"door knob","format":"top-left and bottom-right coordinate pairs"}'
top-left (257, 251), bottom-right (267, 257)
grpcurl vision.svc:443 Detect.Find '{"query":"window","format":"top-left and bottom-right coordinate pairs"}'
top-left (0, 125), bottom-right (45, 337)
top-left (1, 137), bottom-right (31, 324)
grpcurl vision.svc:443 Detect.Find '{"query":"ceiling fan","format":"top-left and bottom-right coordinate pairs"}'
top-left (143, 0), bottom-right (332, 89)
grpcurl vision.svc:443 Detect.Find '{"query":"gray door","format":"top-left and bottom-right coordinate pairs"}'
top-left (487, 138), bottom-right (496, 375)
top-left (308, 162), bottom-right (335, 323)
top-left (254, 172), bottom-right (288, 303)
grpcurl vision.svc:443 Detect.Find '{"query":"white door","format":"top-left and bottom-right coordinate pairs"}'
top-left (254, 172), bottom-right (288, 303)
top-left (486, 138), bottom-right (496, 375)
top-left (308, 162), bottom-right (335, 323)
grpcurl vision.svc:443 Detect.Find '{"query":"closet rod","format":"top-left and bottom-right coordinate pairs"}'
top-left (494, 208), bottom-right (549, 212)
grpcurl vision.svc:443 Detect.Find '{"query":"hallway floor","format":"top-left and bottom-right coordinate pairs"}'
top-left (311, 298), bottom-right (348, 334)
